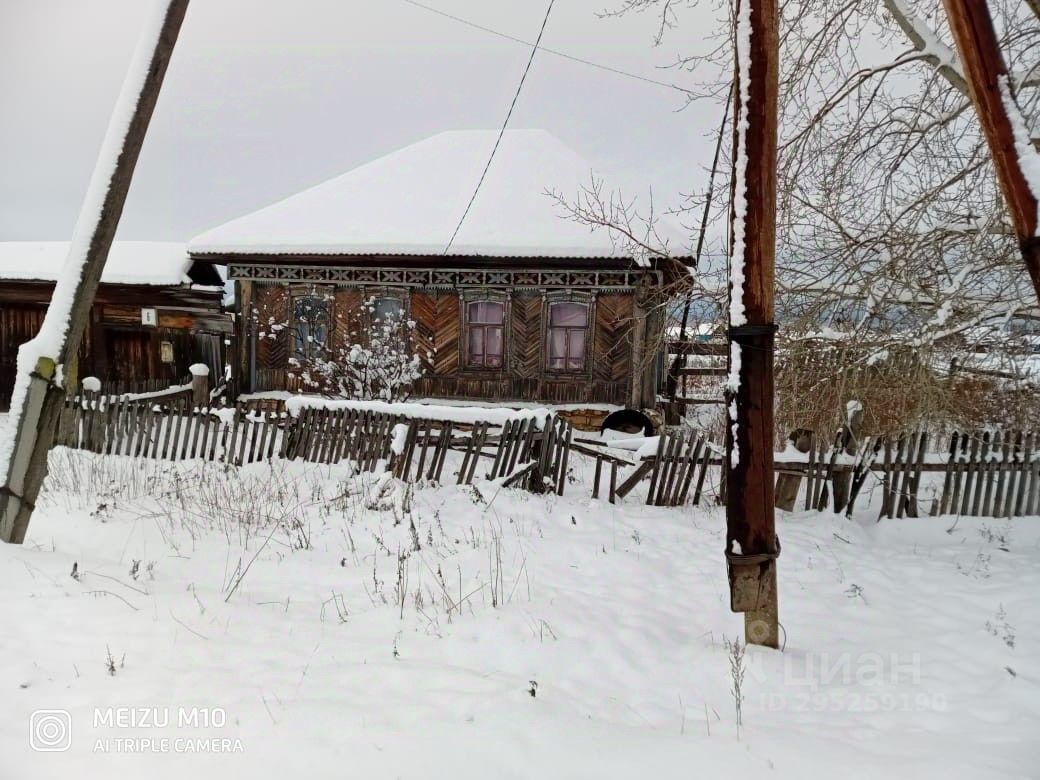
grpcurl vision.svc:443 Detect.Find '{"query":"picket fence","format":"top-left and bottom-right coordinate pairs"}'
top-left (577, 426), bottom-right (1040, 517)
top-left (580, 429), bottom-right (716, 507)
top-left (57, 396), bottom-right (575, 493)
top-left (887, 429), bottom-right (1040, 519)
top-left (776, 428), bottom-right (1040, 519)
top-left (55, 394), bottom-right (1040, 517)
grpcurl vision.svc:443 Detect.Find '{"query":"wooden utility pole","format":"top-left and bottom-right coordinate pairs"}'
top-left (942, 0), bottom-right (1040, 303)
top-left (725, 0), bottom-right (780, 648)
top-left (0, 0), bottom-right (189, 544)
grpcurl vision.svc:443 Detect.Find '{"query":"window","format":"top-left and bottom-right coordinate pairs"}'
top-left (547, 301), bottom-right (589, 371)
top-left (372, 296), bottom-right (404, 323)
top-left (466, 301), bottom-right (505, 368)
top-left (292, 295), bottom-right (330, 360)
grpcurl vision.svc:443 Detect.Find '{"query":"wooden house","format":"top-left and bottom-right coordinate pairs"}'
top-left (0, 242), bottom-right (229, 409)
top-left (189, 130), bottom-right (688, 409)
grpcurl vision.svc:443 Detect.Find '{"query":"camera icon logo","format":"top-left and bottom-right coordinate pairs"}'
top-left (30, 710), bottom-right (71, 752)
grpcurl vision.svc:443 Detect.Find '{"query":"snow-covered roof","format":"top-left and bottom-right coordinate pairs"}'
top-left (0, 242), bottom-right (193, 286)
top-left (189, 129), bottom-right (688, 260)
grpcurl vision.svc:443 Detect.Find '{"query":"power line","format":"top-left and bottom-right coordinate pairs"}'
top-left (401, 0), bottom-right (690, 96)
top-left (444, 0), bottom-right (556, 254)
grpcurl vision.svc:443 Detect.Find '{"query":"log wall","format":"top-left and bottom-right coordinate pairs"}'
top-left (247, 283), bottom-right (640, 406)
top-left (0, 280), bottom-right (229, 410)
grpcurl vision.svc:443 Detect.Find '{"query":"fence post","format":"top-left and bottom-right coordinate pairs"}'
top-left (774, 428), bottom-right (811, 511)
top-left (82, 376), bottom-right (101, 404)
top-left (832, 401), bottom-right (863, 513)
top-left (189, 363), bottom-right (210, 408)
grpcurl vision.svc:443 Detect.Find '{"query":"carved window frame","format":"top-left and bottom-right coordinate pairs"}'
top-left (460, 289), bottom-right (510, 376)
top-left (288, 284), bottom-right (334, 363)
top-left (543, 290), bottom-right (594, 377)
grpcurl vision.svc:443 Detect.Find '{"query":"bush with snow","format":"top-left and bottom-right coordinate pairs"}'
top-left (259, 291), bottom-right (424, 402)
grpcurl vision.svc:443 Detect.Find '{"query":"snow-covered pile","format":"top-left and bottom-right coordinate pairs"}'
top-left (0, 447), bottom-right (1037, 778)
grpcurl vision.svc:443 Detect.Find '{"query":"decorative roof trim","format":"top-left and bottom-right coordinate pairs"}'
top-left (227, 263), bottom-right (661, 291)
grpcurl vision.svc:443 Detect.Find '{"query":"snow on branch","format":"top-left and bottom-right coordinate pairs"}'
top-left (883, 0), bottom-right (969, 95)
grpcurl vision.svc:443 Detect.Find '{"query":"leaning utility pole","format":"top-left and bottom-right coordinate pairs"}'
top-left (725, 0), bottom-right (780, 648)
top-left (942, 0), bottom-right (1040, 304)
top-left (0, 0), bottom-right (189, 544)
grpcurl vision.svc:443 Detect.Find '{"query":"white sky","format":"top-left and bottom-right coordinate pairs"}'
top-left (0, 0), bottom-right (725, 243)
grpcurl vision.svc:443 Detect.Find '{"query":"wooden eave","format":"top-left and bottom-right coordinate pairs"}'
top-left (0, 280), bottom-right (224, 311)
top-left (190, 251), bottom-right (692, 276)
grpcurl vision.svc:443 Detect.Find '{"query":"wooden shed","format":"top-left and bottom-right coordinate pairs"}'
top-left (189, 130), bottom-right (688, 408)
top-left (0, 242), bottom-right (230, 408)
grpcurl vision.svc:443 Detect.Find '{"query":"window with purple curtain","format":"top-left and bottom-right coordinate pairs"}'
top-left (547, 301), bottom-right (589, 371)
top-left (466, 301), bottom-right (505, 368)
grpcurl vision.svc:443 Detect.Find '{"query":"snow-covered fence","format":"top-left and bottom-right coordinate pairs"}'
top-left (579, 430), bottom-right (718, 507)
top-left (775, 428), bottom-right (1040, 519)
top-left (73, 376), bottom-right (196, 402)
top-left (57, 396), bottom-right (278, 464)
top-left (55, 396), bottom-right (576, 493)
top-left (383, 413), bottom-right (573, 492)
top-left (929, 430), bottom-right (1040, 519)
top-left (578, 425), bottom-right (1040, 517)
top-left (282, 402), bottom-right (573, 493)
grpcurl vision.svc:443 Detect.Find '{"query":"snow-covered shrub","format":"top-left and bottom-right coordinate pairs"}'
top-left (256, 289), bottom-right (424, 402)
top-left (294, 302), bottom-right (423, 402)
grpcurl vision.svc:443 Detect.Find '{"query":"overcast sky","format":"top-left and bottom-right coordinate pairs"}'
top-left (0, 0), bottom-right (723, 244)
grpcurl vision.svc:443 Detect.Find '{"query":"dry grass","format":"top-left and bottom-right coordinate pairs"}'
top-left (774, 342), bottom-right (1040, 444)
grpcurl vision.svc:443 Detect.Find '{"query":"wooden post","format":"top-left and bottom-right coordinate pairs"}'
top-left (629, 291), bottom-right (648, 409)
top-left (82, 376), bottom-right (101, 405)
top-left (0, 0), bottom-right (190, 544)
top-left (725, 0), bottom-right (780, 648)
top-left (190, 363), bottom-right (210, 407)
top-left (236, 280), bottom-right (254, 394)
top-left (832, 401), bottom-right (864, 513)
top-left (774, 428), bottom-right (812, 511)
top-left (941, 0), bottom-right (1040, 303)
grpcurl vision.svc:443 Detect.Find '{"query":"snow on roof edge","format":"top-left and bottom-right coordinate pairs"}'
top-left (0, 241), bottom-right (194, 286)
top-left (186, 243), bottom-right (690, 262)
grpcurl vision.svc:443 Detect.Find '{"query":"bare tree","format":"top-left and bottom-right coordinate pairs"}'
top-left (571, 0), bottom-right (1040, 435)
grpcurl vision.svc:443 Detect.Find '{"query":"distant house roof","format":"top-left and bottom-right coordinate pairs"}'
top-left (188, 129), bottom-right (688, 263)
top-left (0, 242), bottom-right (222, 287)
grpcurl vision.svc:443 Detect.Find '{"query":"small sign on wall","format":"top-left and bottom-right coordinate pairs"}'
top-left (141, 308), bottom-right (157, 326)
top-left (160, 341), bottom-right (174, 364)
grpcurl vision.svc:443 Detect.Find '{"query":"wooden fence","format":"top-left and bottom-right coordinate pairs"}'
top-left (53, 393), bottom-right (1040, 518)
top-left (56, 397), bottom-right (575, 493)
top-left (922, 430), bottom-right (1039, 519)
top-left (581, 429), bottom-right (716, 507)
top-left (576, 427), bottom-right (1040, 517)
top-left (773, 429), bottom-right (1040, 519)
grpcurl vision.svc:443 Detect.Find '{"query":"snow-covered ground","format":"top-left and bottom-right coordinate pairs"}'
top-left (1, 447), bottom-right (1037, 779)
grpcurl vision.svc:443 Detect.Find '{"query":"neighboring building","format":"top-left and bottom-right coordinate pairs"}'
top-left (189, 130), bottom-right (689, 408)
top-left (0, 242), bottom-right (229, 409)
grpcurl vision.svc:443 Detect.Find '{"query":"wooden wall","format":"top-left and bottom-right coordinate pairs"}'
top-left (247, 283), bottom-right (640, 406)
top-left (0, 281), bottom-right (229, 409)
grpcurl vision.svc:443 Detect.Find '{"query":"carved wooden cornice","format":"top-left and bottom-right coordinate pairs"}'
top-left (227, 263), bottom-right (661, 291)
